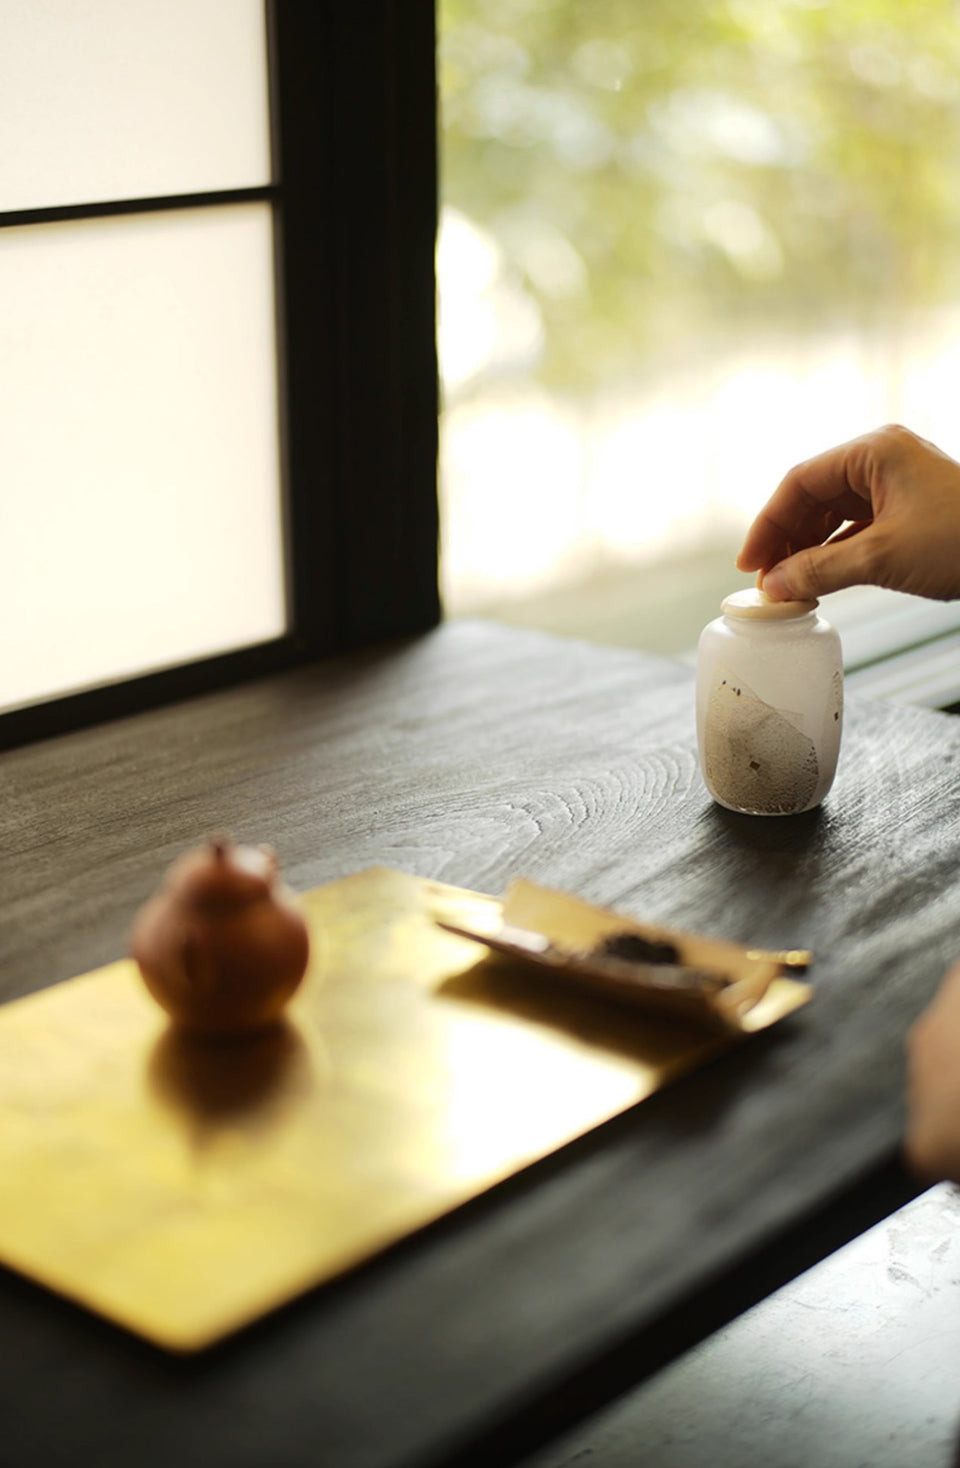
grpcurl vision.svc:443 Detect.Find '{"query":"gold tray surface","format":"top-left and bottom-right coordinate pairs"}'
top-left (0, 867), bottom-right (811, 1351)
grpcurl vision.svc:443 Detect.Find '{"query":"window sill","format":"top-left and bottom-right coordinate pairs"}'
top-left (823, 586), bottom-right (960, 710)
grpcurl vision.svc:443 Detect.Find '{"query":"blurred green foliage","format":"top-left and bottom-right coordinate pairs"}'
top-left (440, 0), bottom-right (960, 391)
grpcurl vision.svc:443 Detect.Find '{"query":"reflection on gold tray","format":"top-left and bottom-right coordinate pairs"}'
top-left (0, 868), bottom-right (812, 1351)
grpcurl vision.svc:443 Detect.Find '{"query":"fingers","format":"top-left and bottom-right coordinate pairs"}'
top-left (760, 524), bottom-right (882, 600)
top-left (903, 962), bottom-right (960, 1183)
top-left (903, 1115), bottom-right (949, 1181)
top-left (737, 438), bottom-right (879, 574)
top-left (824, 518), bottom-right (873, 546)
top-left (737, 506), bottom-right (850, 576)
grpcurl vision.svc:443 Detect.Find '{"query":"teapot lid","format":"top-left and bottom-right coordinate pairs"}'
top-left (164, 839), bottom-right (277, 906)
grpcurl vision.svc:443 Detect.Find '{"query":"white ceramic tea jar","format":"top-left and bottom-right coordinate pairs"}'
top-left (696, 588), bottom-right (843, 816)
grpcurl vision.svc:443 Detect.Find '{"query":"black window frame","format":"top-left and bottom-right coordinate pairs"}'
top-left (0, 0), bottom-right (440, 751)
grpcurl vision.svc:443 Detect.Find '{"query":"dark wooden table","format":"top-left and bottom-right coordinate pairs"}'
top-left (3, 619), bottom-right (958, 1468)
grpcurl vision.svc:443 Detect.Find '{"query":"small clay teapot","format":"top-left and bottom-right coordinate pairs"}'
top-left (132, 839), bottom-right (310, 1035)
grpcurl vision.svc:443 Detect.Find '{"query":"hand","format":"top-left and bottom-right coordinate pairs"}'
top-left (904, 961), bottom-right (960, 1183)
top-left (737, 425), bottom-right (960, 602)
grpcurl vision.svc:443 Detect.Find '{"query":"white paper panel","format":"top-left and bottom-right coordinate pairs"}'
top-left (0, 205), bottom-right (286, 711)
top-left (0, 0), bottom-right (270, 212)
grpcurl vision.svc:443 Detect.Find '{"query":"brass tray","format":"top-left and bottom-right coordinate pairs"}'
top-left (0, 868), bottom-right (812, 1351)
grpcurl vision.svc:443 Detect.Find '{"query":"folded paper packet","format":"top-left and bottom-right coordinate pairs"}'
top-left (435, 877), bottom-right (812, 1034)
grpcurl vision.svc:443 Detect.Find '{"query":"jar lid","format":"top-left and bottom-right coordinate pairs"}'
top-left (721, 587), bottom-right (818, 620)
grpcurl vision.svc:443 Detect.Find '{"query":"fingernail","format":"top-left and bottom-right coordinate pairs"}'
top-left (761, 566), bottom-right (789, 600)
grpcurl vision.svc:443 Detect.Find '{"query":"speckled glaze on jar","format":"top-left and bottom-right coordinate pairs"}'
top-left (696, 589), bottom-right (843, 816)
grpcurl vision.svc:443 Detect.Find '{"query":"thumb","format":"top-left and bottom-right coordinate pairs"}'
top-left (762, 531), bottom-right (877, 600)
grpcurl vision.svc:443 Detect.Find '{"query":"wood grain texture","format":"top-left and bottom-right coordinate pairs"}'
top-left (2, 619), bottom-right (959, 1468)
